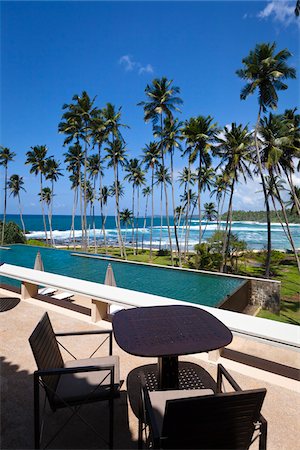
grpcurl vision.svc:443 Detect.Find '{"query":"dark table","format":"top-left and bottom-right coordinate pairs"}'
top-left (112, 305), bottom-right (233, 389)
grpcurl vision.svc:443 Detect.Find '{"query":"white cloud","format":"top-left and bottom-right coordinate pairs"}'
top-left (139, 64), bottom-right (154, 75)
top-left (257, 0), bottom-right (299, 27)
top-left (119, 55), bottom-right (154, 75)
top-left (119, 55), bottom-right (136, 71)
top-left (233, 176), bottom-right (265, 210)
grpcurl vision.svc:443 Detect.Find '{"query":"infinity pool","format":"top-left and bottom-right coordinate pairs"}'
top-left (0, 245), bottom-right (246, 307)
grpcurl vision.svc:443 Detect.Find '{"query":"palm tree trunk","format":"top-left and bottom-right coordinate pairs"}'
top-left (93, 179), bottom-right (97, 253)
top-left (1, 164), bottom-right (7, 245)
top-left (220, 182), bottom-right (234, 272)
top-left (142, 195), bottom-right (149, 252)
top-left (255, 106), bottom-right (271, 277)
top-left (198, 155), bottom-right (202, 244)
top-left (132, 185), bottom-right (135, 255)
top-left (272, 175), bottom-right (300, 271)
top-left (49, 181), bottom-right (54, 247)
top-left (170, 150), bottom-right (181, 266)
top-left (83, 139), bottom-right (88, 251)
top-left (286, 169), bottom-right (300, 216)
top-left (150, 168), bottom-right (154, 261)
top-left (160, 115), bottom-right (173, 264)
top-left (18, 193), bottom-right (26, 235)
top-left (159, 183), bottom-right (163, 250)
top-left (40, 173), bottom-right (48, 245)
top-left (70, 187), bottom-right (78, 250)
top-left (184, 162), bottom-right (191, 259)
top-left (270, 192), bottom-right (290, 242)
top-left (186, 202), bottom-right (196, 253)
top-left (135, 187), bottom-right (140, 254)
top-left (1, 166), bottom-right (7, 245)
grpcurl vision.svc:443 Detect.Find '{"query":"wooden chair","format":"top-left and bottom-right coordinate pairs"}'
top-left (29, 312), bottom-right (120, 449)
top-left (139, 364), bottom-right (267, 450)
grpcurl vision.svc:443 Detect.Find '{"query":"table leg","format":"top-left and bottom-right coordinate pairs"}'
top-left (158, 356), bottom-right (179, 390)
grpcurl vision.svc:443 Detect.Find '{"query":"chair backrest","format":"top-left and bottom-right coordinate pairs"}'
top-left (29, 312), bottom-right (64, 403)
top-left (161, 388), bottom-right (266, 449)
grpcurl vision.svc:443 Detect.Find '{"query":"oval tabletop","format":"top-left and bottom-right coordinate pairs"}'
top-left (112, 305), bottom-right (233, 358)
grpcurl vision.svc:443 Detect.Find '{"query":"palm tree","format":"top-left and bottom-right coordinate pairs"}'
top-left (180, 189), bottom-right (198, 252)
top-left (139, 77), bottom-right (183, 264)
top-left (45, 158), bottom-right (63, 246)
top-left (106, 138), bottom-right (128, 258)
top-left (59, 91), bottom-right (99, 249)
top-left (64, 144), bottom-right (84, 248)
top-left (286, 186), bottom-right (300, 214)
top-left (197, 165), bottom-right (215, 239)
top-left (25, 145), bottom-right (49, 245)
top-left (7, 174), bottom-right (26, 234)
top-left (99, 185), bottom-right (110, 253)
top-left (177, 166), bottom-right (197, 257)
top-left (280, 108), bottom-right (300, 215)
top-left (39, 187), bottom-right (52, 237)
top-left (237, 42), bottom-right (296, 276)
top-left (155, 165), bottom-right (171, 250)
top-left (87, 153), bottom-right (103, 252)
top-left (92, 110), bottom-right (109, 247)
top-left (0, 147), bottom-right (16, 245)
top-left (182, 116), bottom-right (218, 245)
top-left (142, 141), bottom-right (161, 260)
top-left (103, 103), bottom-right (129, 258)
top-left (120, 208), bottom-right (133, 244)
top-left (210, 175), bottom-right (229, 230)
top-left (141, 186), bottom-right (151, 251)
top-left (134, 167), bottom-right (146, 254)
top-left (260, 175), bottom-right (291, 243)
top-left (259, 114), bottom-right (300, 270)
top-left (214, 123), bottom-right (253, 272)
top-left (124, 158), bottom-right (139, 253)
top-left (203, 202), bottom-right (218, 239)
top-left (155, 117), bottom-right (183, 264)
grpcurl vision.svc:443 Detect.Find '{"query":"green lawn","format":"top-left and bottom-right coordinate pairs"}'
top-left (257, 265), bottom-right (300, 325)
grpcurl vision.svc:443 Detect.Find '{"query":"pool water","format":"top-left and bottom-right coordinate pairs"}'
top-left (0, 245), bottom-right (245, 307)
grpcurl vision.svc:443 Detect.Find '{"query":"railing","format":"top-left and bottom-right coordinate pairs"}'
top-left (0, 263), bottom-right (299, 352)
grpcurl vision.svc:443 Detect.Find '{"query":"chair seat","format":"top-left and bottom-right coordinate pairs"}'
top-left (54, 356), bottom-right (120, 407)
top-left (149, 388), bottom-right (214, 435)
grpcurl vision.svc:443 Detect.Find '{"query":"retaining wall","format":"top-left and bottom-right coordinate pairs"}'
top-left (249, 279), bottom-right (281, 314)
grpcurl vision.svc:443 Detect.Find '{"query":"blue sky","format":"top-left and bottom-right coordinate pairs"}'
top-left (1, 0), bottom-right (299, 216)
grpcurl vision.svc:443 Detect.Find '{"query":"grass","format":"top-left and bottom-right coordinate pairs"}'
top-left (239, 252), bottom-right (300, 325)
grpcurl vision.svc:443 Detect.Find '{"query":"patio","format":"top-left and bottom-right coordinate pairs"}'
top-left (1, 291), bottom-right (299, 449)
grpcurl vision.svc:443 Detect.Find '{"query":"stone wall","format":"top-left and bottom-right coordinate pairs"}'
top-left (249, 279), bottom-right (281, 314)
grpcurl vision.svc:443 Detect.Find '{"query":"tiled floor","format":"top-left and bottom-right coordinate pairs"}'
top-left (1, 293), bottom-right (299, 449)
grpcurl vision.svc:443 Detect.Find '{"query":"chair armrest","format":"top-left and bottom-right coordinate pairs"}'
top-left (139, 373), bottom-right (160, 448)
top-left (35, 364), bottom-right (115, 377)
top-left (55, 329), bottom-right (113, 355)
top-left (217, 364), bottom-right (242, 393)
top-left (55, 330), bottom-right (112, 337)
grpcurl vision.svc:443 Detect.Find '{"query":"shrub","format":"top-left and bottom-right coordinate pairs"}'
top-left (157, 248), bottom-right (170, 257)
top-left (0, 221), bottom-right (26, 244)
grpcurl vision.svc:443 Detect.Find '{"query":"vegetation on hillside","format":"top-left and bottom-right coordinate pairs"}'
top-left (221, 209), bottom-right (300, 223)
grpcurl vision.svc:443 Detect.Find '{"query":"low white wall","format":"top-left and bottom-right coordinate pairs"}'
top-left (0, 263), bottom-right (298, 351)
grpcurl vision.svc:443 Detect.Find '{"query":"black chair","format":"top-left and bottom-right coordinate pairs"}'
top-left (139, 364), bottom-right (267, 450)
top-left (29, 312), bottom-right (120, 449)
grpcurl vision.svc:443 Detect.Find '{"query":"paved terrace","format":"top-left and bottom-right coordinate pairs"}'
top-left (1, 290), bottom-right (300, 449)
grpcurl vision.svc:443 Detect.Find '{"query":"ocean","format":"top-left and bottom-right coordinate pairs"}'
top-left (2, 214), bottom-right (300, 250)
